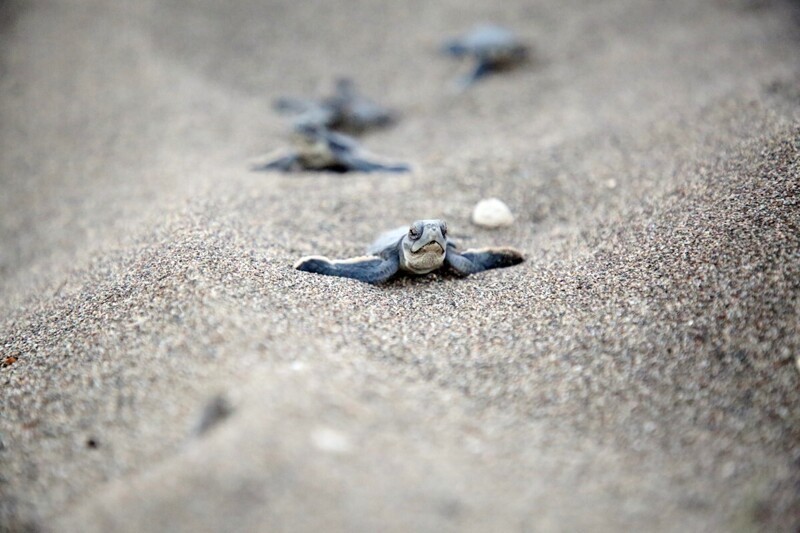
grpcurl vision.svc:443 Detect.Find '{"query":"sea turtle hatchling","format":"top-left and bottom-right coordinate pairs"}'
top-left (250, 124), bottom-right (410, 173)
top-left (295, 219), bottom-right (524, 284)
top-left (273, 78), bottom-right (396, 134)
top-left (442, 24), bottom-right (528, 87)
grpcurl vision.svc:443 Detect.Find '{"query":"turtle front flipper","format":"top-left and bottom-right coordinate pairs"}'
top-left (273, 97), bottom-right (317, 115)
top-left (337, 153), bottom-right (410, 174)
top-left (294, 254), bottom-right (400, 284)
top-left (442, 40), bottom-right (470, 57)
top-left (251, 153), bottom-right (299, 172)
top-left (445, 246), bottom-right (524, 276)
top-left (458, 61), bottom-right (494, 88)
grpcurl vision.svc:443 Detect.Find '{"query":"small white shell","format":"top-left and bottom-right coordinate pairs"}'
top-left (310, 427), bottom-right (353, 454)
top-left (471, 198), bottom-right (515, 228)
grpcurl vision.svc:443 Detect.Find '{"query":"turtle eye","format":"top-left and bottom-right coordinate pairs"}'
top-left (440, 221), bottom-right (448, 236)
top-left (408, 227), bottom-right (419, 239)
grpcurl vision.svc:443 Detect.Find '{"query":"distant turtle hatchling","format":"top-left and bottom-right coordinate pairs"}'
top-left (295, 219), bottom-right (524, 284)
top-left (274, 78), bottom-right (396, 134)
top-left (442, 24), bottom-right (529, 87)
top-left (251, 124), bottom-right (410, 173)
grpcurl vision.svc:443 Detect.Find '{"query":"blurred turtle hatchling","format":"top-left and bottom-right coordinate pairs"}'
top-left (274, 78), bottom-right (396, 134)
top-left (442, 24), bottom-right (529, 87)
top-left (251, 124), bottom-right (409, 173)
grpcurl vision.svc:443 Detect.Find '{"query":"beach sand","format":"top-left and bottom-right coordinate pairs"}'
top-left (1, 0), bottom-right (799, 531)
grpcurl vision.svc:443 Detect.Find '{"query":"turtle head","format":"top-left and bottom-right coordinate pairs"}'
top-left (334, 77), bottom-right (356, 98)
top-left (292, 122), bottom-right (326, 140)
top-left (401, 219), bottom-right (448, 274)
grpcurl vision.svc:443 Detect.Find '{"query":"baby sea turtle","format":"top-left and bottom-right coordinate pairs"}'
top-left (442, 25), bottom-right (528, 87)
top-left (274, 78), bottom-right (396, 134)
top-left (295, 219), bottom-right (524, 284)
top-left (251, 124), bottom-right (410, 173)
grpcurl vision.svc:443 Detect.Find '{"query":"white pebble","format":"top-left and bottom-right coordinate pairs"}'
top-left (471, 198), bottom-right (514, 228)
top-left (310, 427), bottom-right (352, 454)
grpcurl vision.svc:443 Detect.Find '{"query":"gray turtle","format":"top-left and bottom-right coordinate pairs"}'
top-left (442, 25), bottom-right (528, 87)
top-left (251, 124), bottom-right (409, 173)
top-left (274, 78), bottom-right (396, 134)
top-left (295, 219), bottom-right (524, 284)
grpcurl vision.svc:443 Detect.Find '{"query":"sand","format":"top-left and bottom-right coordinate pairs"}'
top-left (1, 0), bottom-right (799, 531)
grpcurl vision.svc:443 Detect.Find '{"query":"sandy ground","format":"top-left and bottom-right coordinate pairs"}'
top-left (1, 0), bottom-right (799, 531)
